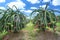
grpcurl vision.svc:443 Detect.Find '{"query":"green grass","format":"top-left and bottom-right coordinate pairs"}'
top-left (56, 22), bottom-right (60, 27)
top-left (0, 30), bottom-right (8, 40)
top-left (56, 22), bottom-right (60, 32)
top-left (23, 22), bottom-right (34, 31)
top-left (22, 22), bottom-right (37, 40)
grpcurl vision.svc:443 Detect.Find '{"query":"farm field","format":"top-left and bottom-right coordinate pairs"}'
top-left (0, 0), bottom-right (60, 40)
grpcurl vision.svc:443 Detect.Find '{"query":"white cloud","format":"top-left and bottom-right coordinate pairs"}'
top-left (21, 10), bottom-right (32, 13)
top-left (40, 5), bottom-right (49, 9)
top-left (41, 5), bottom-right (46, 8)
top-left (26, 16), bottom-right (30, 19)
top-left (27, 0), bottom-right (40, 4)
top-left (40, 5), bottom-right (46, 8)
top-left (0, 7), bottom-right (5, 10)
top-left (42, 0), bottom-right (60, 6)
top-left (20, 9), bottom-right (32, 16)
top-left (20, 10), bottom-right (25, 12)
top-left (0, 0), bottom-right (5, 3)
top-left (16, 0), bottom-right (23, 2)
top-left (24, 10), bottom-right (32, 13)
top-left (52, 0), bottom-right (60, 6)
top-left (43, 0), bottom-right (50, 2)
top-left (7, 0), bottom-right (26, 10)
top-left (30, 7), bottom-right (37, 9)
top-left (16, 0), bottom-right (21, 1)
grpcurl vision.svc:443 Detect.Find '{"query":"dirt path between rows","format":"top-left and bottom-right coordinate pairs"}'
top-left (3, 30), bottom-right (60, 40)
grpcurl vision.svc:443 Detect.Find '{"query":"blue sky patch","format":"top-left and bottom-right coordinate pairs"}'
top-left (0, 0), bottom-right (60, 16)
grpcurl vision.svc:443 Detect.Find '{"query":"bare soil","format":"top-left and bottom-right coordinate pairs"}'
top-left (36, 31), bottom-right (60, 40)
top-left (3, 30), bottom-right (60, 40)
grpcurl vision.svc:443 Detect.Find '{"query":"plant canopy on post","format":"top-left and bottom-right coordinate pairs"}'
top-left (0, 5), bottom-right (26, 32)
top-left (30, 3), bottom-right (60, 31)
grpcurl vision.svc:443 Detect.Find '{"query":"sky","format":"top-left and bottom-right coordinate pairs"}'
top-left (0, 0), bottom-right (60, 17)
